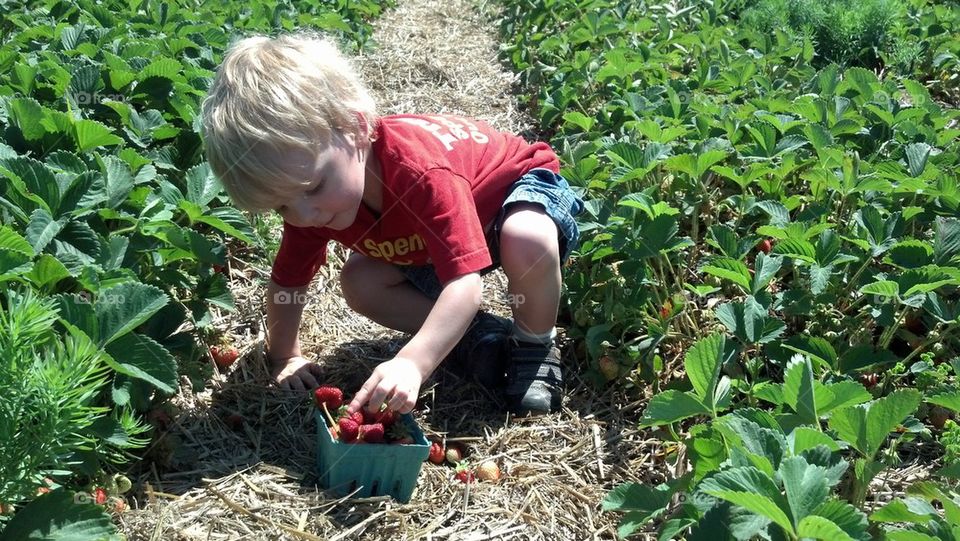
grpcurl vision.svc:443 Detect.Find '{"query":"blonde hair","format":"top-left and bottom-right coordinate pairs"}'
top-left (201, 32), bottom-right (377, 212)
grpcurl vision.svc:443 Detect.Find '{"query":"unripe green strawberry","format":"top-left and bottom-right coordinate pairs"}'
top-left (476, 460), bottom-right (501, 481)
top-left (114, 474), bottom-right (132, 494)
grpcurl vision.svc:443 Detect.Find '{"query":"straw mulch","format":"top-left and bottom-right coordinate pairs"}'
top-left (116, 0), bottom-right (671, 539)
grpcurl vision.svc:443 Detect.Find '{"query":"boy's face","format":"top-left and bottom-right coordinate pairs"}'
top-left (275, 133), bottom-right (367, 230)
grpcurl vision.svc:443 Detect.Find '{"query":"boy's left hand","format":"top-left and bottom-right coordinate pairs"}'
top-left (348, 356), bottom-right (424, 415)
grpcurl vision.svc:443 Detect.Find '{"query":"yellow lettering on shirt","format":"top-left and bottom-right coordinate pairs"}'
top-left (362, 234), bottom-right (425, 262)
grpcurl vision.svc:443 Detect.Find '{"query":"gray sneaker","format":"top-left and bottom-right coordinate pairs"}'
top-left (445, 312), bottom-right (512, 389)
top-left (505, 339), bottom-right (563, 415)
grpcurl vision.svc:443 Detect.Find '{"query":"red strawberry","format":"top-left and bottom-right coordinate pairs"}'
top-left (210, 345), bottom-right (239, 368)
top-left (428, 442), bottom-right (445, 464)
top-left (314, 386), bottom-right (343, 410)
top-left (454, 467), bottom-right (475, 484)
top-left (359, 423), bottom-right (385, 443)
top-left (36, 486), bottom-right (50, 495)
top-left (860, 373), bottom-right (878, 389)
top-left (94, 487), bottom-right (107, 505)
top-left (758, 239), bottom-right (773, 254)
top-left (338, 417), bottom-right (360, 442)
top-left (374, 408), bottom-right (397, 428)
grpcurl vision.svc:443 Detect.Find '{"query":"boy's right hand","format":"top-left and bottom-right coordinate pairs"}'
top-left (271, 355), bottom-right (325, 391)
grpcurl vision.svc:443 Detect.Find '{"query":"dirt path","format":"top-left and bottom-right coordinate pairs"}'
top-left (119, 1), bottom-right (664, 539)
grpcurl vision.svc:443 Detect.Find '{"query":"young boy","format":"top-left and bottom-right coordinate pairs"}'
top-left (201, 33), bottom-right (583, 416)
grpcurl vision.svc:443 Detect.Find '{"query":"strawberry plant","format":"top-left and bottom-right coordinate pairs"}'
top-left (499, 0), bottom-right (959, 537)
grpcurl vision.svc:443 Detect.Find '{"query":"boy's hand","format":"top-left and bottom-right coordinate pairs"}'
top-left (271, 355), bottom-right (325, 391)
top-left (348, 356), bottom-right (423, 415)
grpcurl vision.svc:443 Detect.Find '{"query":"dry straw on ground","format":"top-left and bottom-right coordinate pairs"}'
top-left (118, 0), bottom-right (668, 539)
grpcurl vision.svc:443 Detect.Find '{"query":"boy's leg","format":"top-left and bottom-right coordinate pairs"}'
top-left (499, 203), bottom-right (564, 415)
top-left (340, 252), bottom-right (433, 333)
top-left (341, 252), bottom-right (512, 387)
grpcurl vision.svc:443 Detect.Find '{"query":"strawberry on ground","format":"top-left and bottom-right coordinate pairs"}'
top-left (454, 465), bottom-right (475, 484)
top-left (476, 460), bottom-right (501, 482)
top-left (94, 487), bottom-right (107, 505)
top-left (428, 442), bottom-right (445, 464)
top-left (210, 345), bottom-right (239, 368)
top-left (446, 444), bottom-right (464, 465)
top-left (598, 355), bottom-right (619, 381)
top-left (758, 239), bottom-right (773, 254)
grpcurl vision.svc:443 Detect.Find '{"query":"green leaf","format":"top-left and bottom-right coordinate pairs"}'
top-left (870, 498), bottom-right (936, 523)
top-left (933, 217), bottom-right (960, 266)
top-left (817, 381), bottom-right (872, 414)
top-left (639, 390), bottom-right (710, 427)
top-left (715, 297), bottom-right (786, 344)
top-left (827, 389), bottom-right (922, 458)
top-left (73, 119), bottom-right (124, 151)
top-left (780, 455), bottom-right (830, 527)
top-left (927, 391), bottom-right (960, 413)
top-left (685, 333), bottom-right (727, 408)
top-left (782, 336), bottom-right (838, 371)
top-left (95, 282), bottom-right (168, 346)
top-left (26, 254), bottom-right (71, 289)
top-left (772, 237), bottom-right (817, 263)
top-left (904, 143), bottom-right (931, 178)
top-left (25, 208), bottom-right (66, 253)
top-left (195, 207), bottom-right (256, 244)
top-left (103, 332), bottom-right (177, 394)
top-left (601, 482), bottom-right (673, 522)
top-left (751, 252), bottom-right (782, 294)
top-left (797, 515), bottom-right (853, 541)
top-left (811, 499), bottom-right (869, 540)
top-left (7, 97), bottom-right (47, 140)
top-left (185, 162), bottom-right (221, 207)
top-left (859, 280), bottom-right (899, 299)
top-left (783, 356), bottom-right (818, 424)
top-left (791, 427), bottom-right (840, 453)
top-left (0, 489), bottom-right (120, 541)
top-left (701, 256), bottom-right (752, 290)
top-left (700, 467), bottom-right (793, 535)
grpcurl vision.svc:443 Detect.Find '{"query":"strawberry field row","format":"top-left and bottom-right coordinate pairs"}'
top-left (499, 0), bottom-right (960, 538)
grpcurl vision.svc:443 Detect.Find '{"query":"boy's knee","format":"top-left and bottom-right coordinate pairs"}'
top-left (499, 206), bottom-right (560, 274)
top-left (339, 254), bottom-right (384, 313)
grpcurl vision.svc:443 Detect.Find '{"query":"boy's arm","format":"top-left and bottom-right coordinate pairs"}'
top-left (400, 271), bottom-right (482, 376)
top-left (349, 272), bottom-right (482, 414)
top-left (266, 280), bottom-right (323, 389)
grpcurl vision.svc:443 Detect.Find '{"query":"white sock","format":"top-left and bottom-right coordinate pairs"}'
top-left (511, 325), bottom-right (556, 346)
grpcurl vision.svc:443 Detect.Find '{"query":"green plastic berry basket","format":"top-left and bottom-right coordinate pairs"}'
top-left (314, 409), bottom-right (430, 502)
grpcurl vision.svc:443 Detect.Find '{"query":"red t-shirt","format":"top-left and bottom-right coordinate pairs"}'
top-left (270, 114), bottom-right (559, 287)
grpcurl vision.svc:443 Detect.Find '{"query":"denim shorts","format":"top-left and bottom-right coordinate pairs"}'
top-left (398, 168), bottom-right (584, 300)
